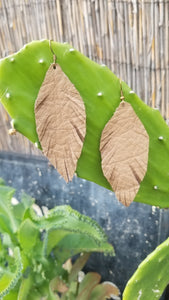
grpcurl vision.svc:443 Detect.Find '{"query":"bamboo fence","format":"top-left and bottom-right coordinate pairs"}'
top-left (0, 0), bottom-right (169, 154)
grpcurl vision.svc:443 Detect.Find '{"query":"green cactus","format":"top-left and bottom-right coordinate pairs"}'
top-left (0, 40), bottom-right (169, 207)
top-left (123, 237), bottom-right (169, 300)
top-left (0, 179), bottom-right (114, 299)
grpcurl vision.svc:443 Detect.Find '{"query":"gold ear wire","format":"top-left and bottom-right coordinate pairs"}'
top-left (49, 40), bottom-right (57, 66)
top-left (120, 80), bottom-right (125, 101)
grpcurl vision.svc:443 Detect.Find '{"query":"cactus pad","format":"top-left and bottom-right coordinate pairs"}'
top-left (0, 40), bottom-right (169, 207)
top-left (123, 238), bottom-right (169, 300)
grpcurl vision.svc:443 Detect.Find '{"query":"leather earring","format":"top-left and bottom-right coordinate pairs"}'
top-left (100, 81), bottom-right (149, 206)
top-left (35, 40), bottom-right (86, 182)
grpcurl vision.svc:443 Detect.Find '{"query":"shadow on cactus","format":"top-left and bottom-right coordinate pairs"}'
top-left (0, 179), bottom-right (119, 300)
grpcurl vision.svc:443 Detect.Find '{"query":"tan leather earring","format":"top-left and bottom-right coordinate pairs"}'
top-left (100, 81), bottom-right (149, 206)
top-left (35, 40), bottom-right (86, 182)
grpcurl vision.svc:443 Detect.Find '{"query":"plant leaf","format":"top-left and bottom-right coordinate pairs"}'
top-left (28, 204), bottom-right (114, 258)
top-left (0, 214), bottom-right (13, 235)
top-left (50, 276), bottom-right (69, 294)
top-left (47, 230), bottom-right (114, 265)
top-left (0, 185), bottom-right (18, 232)
top-left (77, 272), bottom-right (101, 300)
top-left (35, 205), bottom-right (114, 261)
top-left (3, 290), bottom-right (18, 300)
top-left (0, 247), bottom-right (23, 298)
top-left (12, 193), bottom-right (34, 223)
top-left (30, 205), bottom-right (107, 242)
top-left (100, 101), bottom-right (149, 206)
top-left (35, 64), bottom-right (86, 182)
top-left (18, 219), bottom-right (39, 253)
top-left (17, 275), bottom-right (33, 300)
top-left (90, 281), bottom-right (120, 300)
top-left (0, 178), bottom-right (5, 185)
top-left (69, 253), bottom-right (90, 283)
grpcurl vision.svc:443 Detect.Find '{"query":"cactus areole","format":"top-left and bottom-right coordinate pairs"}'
top-left (0, 40), bottom-right (169, 207)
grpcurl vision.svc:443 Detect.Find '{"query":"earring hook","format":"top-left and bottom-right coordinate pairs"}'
top-left (49, 40), bottom-right (57, 66)
top-left (120, 79), bottom-right (125, 101)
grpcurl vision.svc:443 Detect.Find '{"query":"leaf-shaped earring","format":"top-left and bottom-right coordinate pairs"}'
top-left (100, 81), bottom-right (149, 206)
top-left (35, 40), bottom-right (86, 182)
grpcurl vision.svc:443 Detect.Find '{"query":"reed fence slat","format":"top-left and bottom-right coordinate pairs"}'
top-left (0, 0), bottom-right (168, 154)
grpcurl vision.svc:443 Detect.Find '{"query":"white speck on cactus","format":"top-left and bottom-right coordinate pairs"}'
top-left (23, 44), bottom-right (28, 49)
top-left (69, 48), bottom-right (75, 52)
top-left (154, 185), bottom-right (158, 190)
top-left (97, 92), bottom-right (103, 97)
top-left (152, 289), bottom-right (160, 294)
top-left (39, 59), bottom-right (44, 64)
top-left (10, 57), bottom-right (15, 62)
top-left (137, 289), bottom-right (142, 300)
top-left (129, 90), bottom-right (135, 94)
top-left (158, 136), bottom-right (164, 141)
top-left (10, 119), bottom-right (15, 128)
top-left (6, 92), bottom-right (10, 99)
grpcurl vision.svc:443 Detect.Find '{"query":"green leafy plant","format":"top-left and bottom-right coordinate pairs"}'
top-left (49, 253), bottom-right (120, 300)
top-left (0, 40), bottom-right (169, 207)
top-left (0, 179), bottom-right (116, 299)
